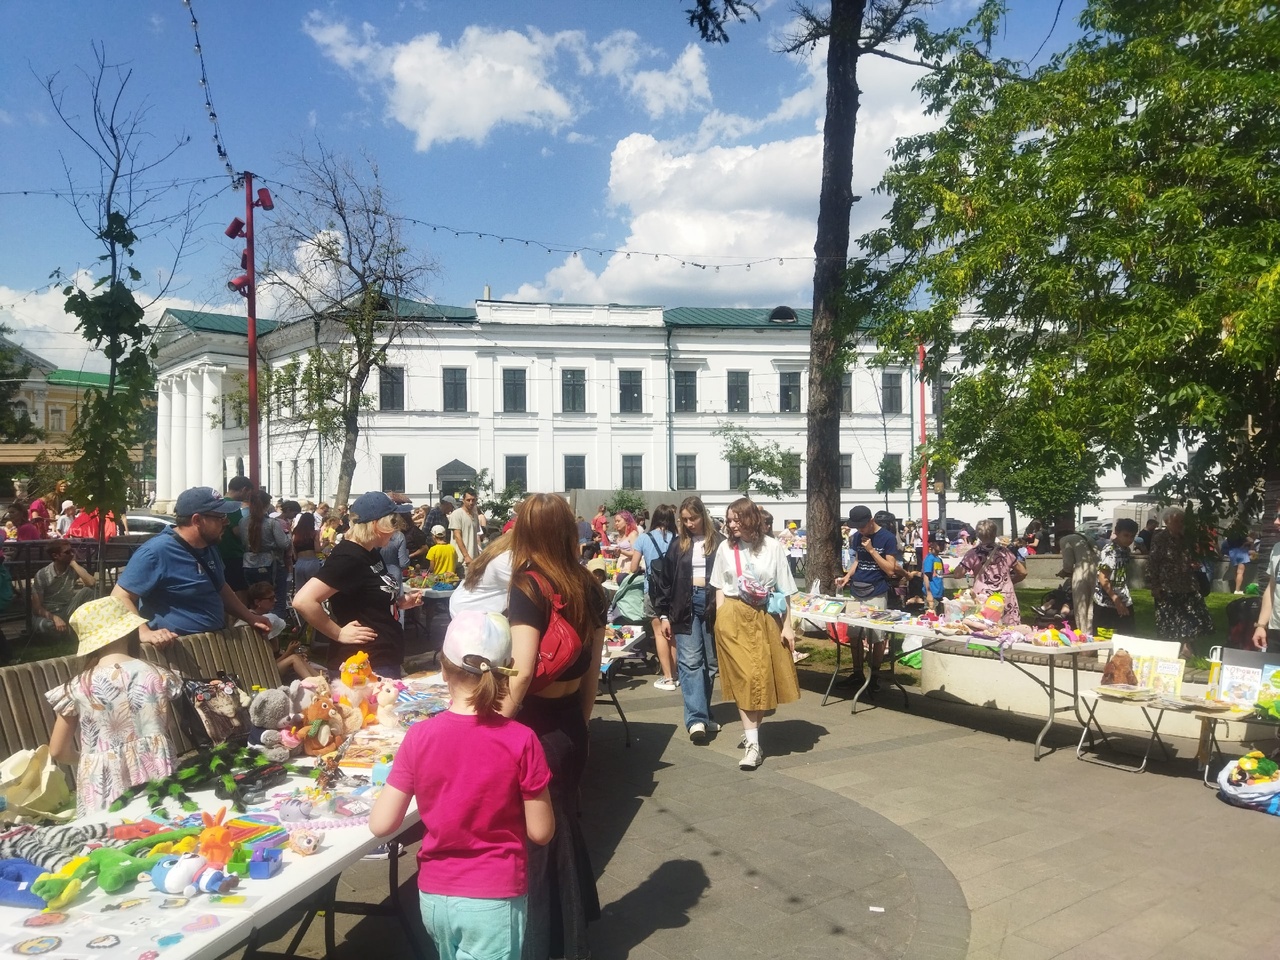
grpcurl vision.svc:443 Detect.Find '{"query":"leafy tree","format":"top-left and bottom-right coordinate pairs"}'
top-left (470, 467), bottom-right (524, 528)
top-left (874, 453), bottom-right (902, 512)
top-left (690, 0), bottom-right (976, 591)
top-left (863, 0), bottom-right (1280, 539)
top-left (43, 49), bottom-right (186, 576)
top-left (258, 144), bottom-right (436, 508)
top-left (0, 330), bottom-right (40, 444)
top-left (604, 488), bottom-right (648, 517)
top-left (715, 422), bottom-right (801, 499)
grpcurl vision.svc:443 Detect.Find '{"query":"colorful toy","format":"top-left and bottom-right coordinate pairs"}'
top-left (336, 652), bottom-right (377, 726)
top-left (373, 681), bottom-right (401, 729)
top-left (149, 852), bottom-right (239, 897)
top-left (109, 745), bottom-right (300, 815)
top-left (979, 593), bottom-right (1005, 622)
top-left (247, 848), bottom-right (283, 879)
top-left (31, 830), bottom-right (203, 906)
top-left (197, 808), bottom-right (234, 869)
top-left (298, 697), bottom-right (346, 757)
top-left (288, 830), bottom-right (324, 856)
top-left (1228, 750), bottom-right (1280, 787)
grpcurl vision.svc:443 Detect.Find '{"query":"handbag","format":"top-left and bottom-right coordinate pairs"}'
top-left (0, 745), bottom-right (74, 824)
top-left (182, 672), bottom-right (252, 748)
top-left (766, 590), bottom-right (789, 616)
top-left (524, 570), bottom-right (586, 693)
top-left (733, 545), bottom-right (770, 608)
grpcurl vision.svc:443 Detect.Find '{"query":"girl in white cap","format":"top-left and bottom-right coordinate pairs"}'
top-left (46, 596), bottom-right (183, 815)
top-left (370, 611), bottom-right (554, 960)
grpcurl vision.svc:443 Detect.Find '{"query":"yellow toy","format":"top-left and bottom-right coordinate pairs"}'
top-left (337, 651), bottom-right (378, 726)
top-left (149, 835), bottom-right (199, 857)
top-left (37, 857), bottom-right (89, 910)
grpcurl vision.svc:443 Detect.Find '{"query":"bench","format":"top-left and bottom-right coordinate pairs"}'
top-left (0, 626), bottom-right (280, 758)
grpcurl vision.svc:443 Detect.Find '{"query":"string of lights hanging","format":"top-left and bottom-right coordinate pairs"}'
top-left (182, 0), bottom-right (238, 185)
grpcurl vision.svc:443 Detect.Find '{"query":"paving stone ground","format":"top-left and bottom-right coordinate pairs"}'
top-left (245, 662), bottom-right (1280, 960)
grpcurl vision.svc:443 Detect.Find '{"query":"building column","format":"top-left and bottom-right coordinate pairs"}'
top-left (170, 373), bottom-right (188, 496)
top-left (202, 367), bottom-right (223, 491)
top-left (156, 377), bottom-right (172, 502)
top-left (186, 368), bottom-right (205, 490)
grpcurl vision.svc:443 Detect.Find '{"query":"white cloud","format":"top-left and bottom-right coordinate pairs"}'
top-left (594, 34), bottom-right (711, 120)
top-left (304, 13), bottom-right (583, 150)
top-left (508, 40), bottom-right (936, 307)
top-left (1, 272), bottom-right (235, 374)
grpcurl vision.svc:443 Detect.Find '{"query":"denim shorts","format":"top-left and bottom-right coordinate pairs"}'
top-left (419, 891), bottom-right (526, 960)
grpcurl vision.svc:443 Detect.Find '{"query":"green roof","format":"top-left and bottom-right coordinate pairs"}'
top-left (163, 309), bottom-right (279, 336)
top-left (46, 369), bottom-right (112, 387)
top-left (664, 306), bottom-right (813, 328)
top-left (382, 296), bottom-right (476, 321)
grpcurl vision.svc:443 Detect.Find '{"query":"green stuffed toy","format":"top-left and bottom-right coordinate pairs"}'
top-left (109, 745), bottom-right (296, 814)
top-left (30, 829), bottom-right (203, 905)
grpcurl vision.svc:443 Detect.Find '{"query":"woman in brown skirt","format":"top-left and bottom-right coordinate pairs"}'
top-left (709, 497), bottom-right (800, 770)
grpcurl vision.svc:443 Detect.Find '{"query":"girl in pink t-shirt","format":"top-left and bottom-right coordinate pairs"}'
top-left (371, 611), bottom-right (554, 960)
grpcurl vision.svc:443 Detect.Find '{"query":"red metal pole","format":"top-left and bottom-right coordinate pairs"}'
top-left (244, 172), bottom-right (260, 489)
top-left (918, 342), bottom-right (929, 538)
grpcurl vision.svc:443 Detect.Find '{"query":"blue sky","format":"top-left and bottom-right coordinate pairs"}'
top-left (0, 0), bottom-right (1085, 372)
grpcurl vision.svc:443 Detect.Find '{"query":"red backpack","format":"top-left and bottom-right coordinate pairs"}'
top-left (524, 570), bottom-right (586, 692)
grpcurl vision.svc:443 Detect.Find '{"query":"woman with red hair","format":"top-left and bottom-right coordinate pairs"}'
top-left (503, 493), bottom-right (606, 960)
top-left (710, 496), bottom-right (800, 771)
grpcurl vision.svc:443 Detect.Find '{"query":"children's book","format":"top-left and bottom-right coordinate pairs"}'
top-left (1134, 656), bottom-right (1185, 698)
top-left (1219, 662), bottom-right (1263, 706)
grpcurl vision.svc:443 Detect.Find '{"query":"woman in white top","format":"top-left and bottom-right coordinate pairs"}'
top-left (710, 496), bottom-right (799, 770)
top-left (448, 532), bottom-right (514, 616)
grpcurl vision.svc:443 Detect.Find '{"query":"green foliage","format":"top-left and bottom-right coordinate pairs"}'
top-left (470, 468), bottom-right (524, 524)
top-left (863, 0), bottom-right (1280, 520)
top-left (874, 454), bottom-right (902, 496)
top-left (605, 488), bottom-right (648, 517)
top-left (0, 327), bottom-right (40, 445)
top-left (714, 422), bottom-right (801, 499)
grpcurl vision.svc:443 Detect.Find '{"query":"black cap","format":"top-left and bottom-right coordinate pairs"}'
top-left (847, 505), bottom-right (873, 526)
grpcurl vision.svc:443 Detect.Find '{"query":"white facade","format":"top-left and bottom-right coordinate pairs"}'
top-left (153, 301), bottom-right (1153, 530)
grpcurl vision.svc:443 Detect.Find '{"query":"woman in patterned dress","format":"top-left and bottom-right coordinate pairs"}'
top-left (1146, 505), bottom-right (1214, 659)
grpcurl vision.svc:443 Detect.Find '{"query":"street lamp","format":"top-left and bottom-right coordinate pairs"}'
top-left (226, 176), bottom-right (273, 488)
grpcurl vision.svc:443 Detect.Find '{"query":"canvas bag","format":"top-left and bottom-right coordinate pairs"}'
top-left (0, 745), bottom-right (74, 824)
top-left (525, 570), bottom-right (586, 693)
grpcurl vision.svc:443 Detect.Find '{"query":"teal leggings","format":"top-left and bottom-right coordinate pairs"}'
top-left (419, 892), bottom-right (527, 960)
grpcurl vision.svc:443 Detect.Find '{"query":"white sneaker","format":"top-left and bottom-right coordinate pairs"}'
top-left (1234, 590), bottom-right (1245, 595)
top-left (739, 743), bottom-right (764, 770)
top-left (706, 720), bottom-right (722, 734)
top-left (653, 677), bottom-right (679, 691)
top-left (689, 722), bottom-right (707, 743)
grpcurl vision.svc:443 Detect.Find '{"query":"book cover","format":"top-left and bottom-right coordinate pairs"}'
top-left (1134, 656), bottom-right (1186, 697)
top-left (1219, 662), bottom-right (1264, 706)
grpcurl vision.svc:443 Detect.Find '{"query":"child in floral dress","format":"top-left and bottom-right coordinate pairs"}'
top-left (46, 596), bottom-right (183, 815)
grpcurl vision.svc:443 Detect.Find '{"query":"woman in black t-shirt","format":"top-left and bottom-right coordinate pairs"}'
top-left (293, 491), bottom-right (422, 678)
top-left (503, 493), bottom-right (606, 960)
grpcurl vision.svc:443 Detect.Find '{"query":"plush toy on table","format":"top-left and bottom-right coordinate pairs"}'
top-left (197, 807), bottom-right (234, 869)
top-left (979, 592), bottom-right (1005, 623)
top-left (108, 745), bottom-right (299, 815)
top-left (151, 851), bottom-right (239, 897)
top-left (298, 696), bottom-right (346, 757)
top-left (372, 680), bottom-right (402, 729)
top-left (249, 687), bottom-right (306, 762)
top-left (334, 651), bottom-right (378, 727)
top-left (1101, 648), bottom-right (1139, 686)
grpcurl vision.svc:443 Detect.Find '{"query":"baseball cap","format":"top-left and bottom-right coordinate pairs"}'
top-left (442, 611), bottom-right (519, 677)
top-left (441, 495), bottom-right (458, 506)
top-left (175, 486), bottom-right (240, 516)
top-left (586, 558), bottom-right (609, 576)
top-left (430, 524), bottom-right (447, 536)
top-left (348, 491), bottom-right (414, 524)
top-left (847, 505), bottom-right (873, 527)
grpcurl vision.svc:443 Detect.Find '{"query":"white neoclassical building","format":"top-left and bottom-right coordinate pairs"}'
top-left (152, 300), bottom-right (1152, 529)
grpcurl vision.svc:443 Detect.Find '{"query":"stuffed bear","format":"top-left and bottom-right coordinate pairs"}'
top-left (299, 697), bottom-right (345, 757)
top-left (248, 687), bottom-right (304, 761)
top-left (1101, 648), bottom-right (1138, 686)
top-left (372, 681), bottom-right (401, 729)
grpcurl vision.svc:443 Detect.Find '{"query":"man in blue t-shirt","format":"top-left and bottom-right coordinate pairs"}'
top-left (113, 486), bottom-right (270, 645)
top-left (835, 505), bottom-right (902, 692)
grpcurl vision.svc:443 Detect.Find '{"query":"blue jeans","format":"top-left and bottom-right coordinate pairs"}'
top-left (675, 587), bottom-right (718, 730)
top-left (419, 891), bottom-right (526, 960)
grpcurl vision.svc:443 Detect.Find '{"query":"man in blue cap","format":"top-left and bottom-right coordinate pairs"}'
top-left (112, 486), bottom-right (271, 645)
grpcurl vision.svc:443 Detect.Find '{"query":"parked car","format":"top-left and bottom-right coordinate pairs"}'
top-left (123, 513), bottom-right (176, 537)
top-left (928, 518), bottom-right (975, 541)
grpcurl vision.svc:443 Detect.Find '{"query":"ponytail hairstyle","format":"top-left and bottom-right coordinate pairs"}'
top-left (247, 490), bottom-right (272, 554)
top-left (439, 654), bottom-right (507, 717)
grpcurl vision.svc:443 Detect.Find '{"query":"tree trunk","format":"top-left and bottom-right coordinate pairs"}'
top-left (335, 408), bottom-right (360, 508)
top-left (805, 0), bottom-right (866, 592)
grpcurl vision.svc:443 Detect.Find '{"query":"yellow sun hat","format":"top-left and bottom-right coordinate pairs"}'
top-left (68, 596), bottom-right (149, 657)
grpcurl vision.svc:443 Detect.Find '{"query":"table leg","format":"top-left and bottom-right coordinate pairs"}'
top-left (821, 637), bottom-right (843, 707)
top-left (608, 664), bottom-right (631, 748)
top-left (1033, 655), bottom-right (1057, 760)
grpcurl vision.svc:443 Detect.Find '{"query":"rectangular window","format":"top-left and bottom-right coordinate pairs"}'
top-left (275, 461), bottom-right (283, 495)
top-left (502, 369), bottom-right (527, 413)
top-left (881, 370), bottom-right (903, 415)
top-left (621, 455), bottom-right (643, 490)
top-left (729, 459), bottom-right (750, 491)
top-left (443, 368), bottom-right (468, 412)
top-left (619, 370), bottom-right (643, 413)
top-left (779, 371), bottom-right (801, 413)
top-left (674, 370), bottom-right (697, 412)
top-left (378, 366), bottom-right (405, 411)
top-left (290, 460), bottom-right (299, 495)
top-left (561, 369), bottom-right (586, 413)
top-left (381, 455), bottom-right (406, 493)
top-left (841, 372), bottom-right (853, 414)
top-left (564, 455), bottom-right (586, 491)
top-left (727, 371), bottom-right (749, 413)
top-left (307, 459), bottom-right (315, 495)
top-left (676, 454), bottom-right (697, 490)
top-left (505, 455), bottom-right (528, 494)
top-left (840, 454), bottom-right (853, 490)
top-left (781, 453), bottom-right (802, 489)
top-left (49, 408), bottom-right (64, 432)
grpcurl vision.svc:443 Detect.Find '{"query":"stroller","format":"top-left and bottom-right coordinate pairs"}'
top-left (607, 570), bottom-right (659, 673)
top-left (1035, 579), bottom-right (1075, 628)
